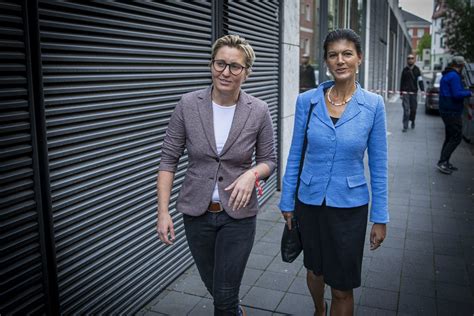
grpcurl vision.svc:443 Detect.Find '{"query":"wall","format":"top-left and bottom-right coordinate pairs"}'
top-left (280, 1), bottom-right (300, 185)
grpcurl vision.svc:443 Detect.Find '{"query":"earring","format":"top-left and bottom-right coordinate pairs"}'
top-left (326, 68), bottom-right (332, 77)
top-left (356, 67), bottom-right (359, 74)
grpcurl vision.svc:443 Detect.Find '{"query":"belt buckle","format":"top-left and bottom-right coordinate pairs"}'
top-left (209, 201), bottom-right (224, 213)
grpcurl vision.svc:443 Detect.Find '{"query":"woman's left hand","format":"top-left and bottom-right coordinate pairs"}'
top-left (370, 223), bottom-right (387, 250)
top-left (225, 170), bottom-right (256, 211)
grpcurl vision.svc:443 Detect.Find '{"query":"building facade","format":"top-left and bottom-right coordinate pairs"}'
top-left (431, 0), bottom-right (450, 69)
top-left (402, 9), bottom-right (431, 66)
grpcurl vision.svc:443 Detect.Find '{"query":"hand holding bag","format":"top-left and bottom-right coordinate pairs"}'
top-left (281, 216), bottom-right (302, 263)
top-left (280, 102), bottom-right (315, 263)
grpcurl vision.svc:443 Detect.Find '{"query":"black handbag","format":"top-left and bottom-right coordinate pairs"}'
top-left (281, 102), bottom-right (315, 263)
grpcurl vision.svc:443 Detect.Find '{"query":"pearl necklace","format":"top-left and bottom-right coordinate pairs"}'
top-left (327, 85), bottom-right (356, 107)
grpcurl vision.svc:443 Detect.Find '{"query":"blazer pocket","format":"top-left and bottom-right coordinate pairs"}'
top-left (299, 170), bottom-right (324, 195)
top-left (346, 174), bottom-right (367, 188)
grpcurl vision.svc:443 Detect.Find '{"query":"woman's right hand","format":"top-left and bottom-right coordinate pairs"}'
top-left (156, 212), bottom-right (175, 245)
top-left (281, 211), bottom-right (294, 230)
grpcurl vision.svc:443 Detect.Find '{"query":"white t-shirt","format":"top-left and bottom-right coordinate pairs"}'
top-left (211, 101), bottom-right (236, 201)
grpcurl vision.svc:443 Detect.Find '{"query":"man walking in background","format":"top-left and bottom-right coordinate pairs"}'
top-left (400, 54), bottom-right (424, 132)
top-left (437, 56), bottom-right (473, 174)
top-left (299, 53), bottom-right (317, 93)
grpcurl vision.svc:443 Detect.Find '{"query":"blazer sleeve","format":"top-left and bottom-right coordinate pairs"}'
top-left (367, 95), bottom-right (389, 223)
top-left (159, 97), bottom-right (186, 173)
top-left (279, 94), bottom-right (307, 212)
top-left (255, 105), bottom-right (277, 176)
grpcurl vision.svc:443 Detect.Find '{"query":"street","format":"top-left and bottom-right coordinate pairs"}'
top-left (141, 96), bottom-right (474, 315)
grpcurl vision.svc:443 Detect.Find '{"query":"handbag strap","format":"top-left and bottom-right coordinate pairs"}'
top-left (295, 102), bottom-right (316, 195)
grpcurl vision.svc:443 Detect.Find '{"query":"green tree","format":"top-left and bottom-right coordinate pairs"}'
top-left (416, 33), bottom-right (431, 58)
top-left (443, 0), bottom-right (474, 60)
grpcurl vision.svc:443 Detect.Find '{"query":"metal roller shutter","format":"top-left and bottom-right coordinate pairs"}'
top-left (224, 0), bottom-right (281, 202)
top-left (37, 1), bottom-right (212, 313)
top-left (0, 1), bottom-right (47, 314)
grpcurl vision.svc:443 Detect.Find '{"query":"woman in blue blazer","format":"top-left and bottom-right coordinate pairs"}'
top-left (279, 29), bottom-right (389, 315)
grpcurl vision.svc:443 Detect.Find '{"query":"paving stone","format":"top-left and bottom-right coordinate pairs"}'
top-left (368, 256), bottom-right (402, 274)
top-left (435, 266), bottom-right (470, 285)
top-left (437, 298), bottom-right (474, 315)
top-left (435, 254), bottom-right (466, 270)
top-left (379, 236), bottom-right (404, 249)
top-left (354, 306), bottom-right (397, 316)
top-left (251, 240), bottom-right (281, 257)
top-left (241, 267), bottom-right (264, 286)
top-left (359, 288), bottom-right (398, 311)
top-left (246, 253), bottom-right (274, 270)
top-left (254, 270), bottom-right (295, 291)
top-left (365, 270), bottom-right (401, 292)
top-left (275, 292), bottom-right (315, 315)
top-left (241, 286), bottom-right (285, 311)
top-left (171, 274), bottom-right (208, 297)
top-left (402, 261), bottom-right (435, 280)
top-left (266, 255), bottom-right (303, 276)
top-left (400, 276), bottom-right (435, 298)
top-left (436, 282), bottom-right (474, 303)
top-left (188, 297), bottom-right (213, 316)
top-left (406, 228), bottom-right (433, 241)
top-left (404, 238), bottom-right (434, 253)
top-left (150, 291), bottom-right (202, 315)
top-left (287, 276), bottom-right (309, 295)
top-left (397, 293), bottom-right (436, 315)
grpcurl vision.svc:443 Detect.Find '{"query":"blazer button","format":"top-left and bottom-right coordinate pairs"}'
top-left (218, 176), bottom-right (223, 182)
top-left (215, 157), bottom-right (220, 162)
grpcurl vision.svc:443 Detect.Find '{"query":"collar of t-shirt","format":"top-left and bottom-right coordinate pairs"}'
top-left (212, 101), bottom-right (236, 154)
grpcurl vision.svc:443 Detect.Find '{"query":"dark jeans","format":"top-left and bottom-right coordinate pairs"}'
top-left (402, 94), bottom-right (418, 128)
top-left (439, 115), bottom-right (463, 164)
top-left (183, 211), bottom-right (256, 316)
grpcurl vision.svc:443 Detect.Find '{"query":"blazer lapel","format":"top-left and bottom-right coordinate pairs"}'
top-left (311, 92), bottom-right (334, 130)
top-left (219, 91), bottom-right (252, 156)
top-left (335, 86), bottom-right (362, 127)
top-left (197, 86), bottom-right (218, 156)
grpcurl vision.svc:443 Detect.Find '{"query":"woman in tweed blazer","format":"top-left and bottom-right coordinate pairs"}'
top-left (156, 35), bottom-right (276, 316)
top-left (280, 29), bottom-right (389, 315)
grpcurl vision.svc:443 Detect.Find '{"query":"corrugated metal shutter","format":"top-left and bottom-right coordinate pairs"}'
top-left (224, 0), bottom-right (280, 202)
top-left (37, 1), bottom-right (212, 313)
top-left (0, 1), bottom-right (47, 314)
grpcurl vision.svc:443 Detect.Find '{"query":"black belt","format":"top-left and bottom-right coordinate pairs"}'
top-left (208, 201), bottom-right (224, 213)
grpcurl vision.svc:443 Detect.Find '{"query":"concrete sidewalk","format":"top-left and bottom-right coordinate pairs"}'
top-left (141, 97), bottom-right (474, 315)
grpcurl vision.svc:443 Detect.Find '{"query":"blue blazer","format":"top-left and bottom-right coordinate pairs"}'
top-left (279, 81), bottom-right (389, 223)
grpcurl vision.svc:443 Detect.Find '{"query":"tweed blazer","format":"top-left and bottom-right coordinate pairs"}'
top-left (159, 86), bottom-right (276, 219)
top-left (279, 81), bottom-right (389, 223)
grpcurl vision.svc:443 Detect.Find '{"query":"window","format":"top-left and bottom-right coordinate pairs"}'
top-left (408, 29), bottom-right (413, 36)
top-left (417, 29), bottom-right (424, 37)
top-left (306, 4), bottom-right (310, 21)
top-left (440, 36), bottom-right (444, 48)
top-left (305, 39), bottom-right (310, 55)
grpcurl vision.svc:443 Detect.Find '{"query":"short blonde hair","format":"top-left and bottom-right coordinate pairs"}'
top-left (211, 35), bottom-right (256, 72)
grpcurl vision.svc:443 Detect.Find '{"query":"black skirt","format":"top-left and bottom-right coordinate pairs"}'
top-left (295, 199), bottom-right (368, 291)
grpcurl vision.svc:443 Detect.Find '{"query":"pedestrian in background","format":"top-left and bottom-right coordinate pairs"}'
top-left (437, 55), bottom-right (473, 174)
top-left (300, 53), bottom-right (317, 93)
top-left (400, 54), bottom-right (424, 132)
top-left (279, 29), bottom-right (388, 316)
top-left (156, 34), bottom-right (276, 316)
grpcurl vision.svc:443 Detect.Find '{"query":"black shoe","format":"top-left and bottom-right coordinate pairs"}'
top-left (447, 163), bottom-right (458, 171)
top-left (411, 121), bottom-right (415, 129)
top-left (402, 128), bottom-right (407, 133)
top-left (437, 162), bottom-right (453, 174)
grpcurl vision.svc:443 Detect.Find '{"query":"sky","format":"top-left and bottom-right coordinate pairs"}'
top-left (398, 0), bottom-right (434, 22)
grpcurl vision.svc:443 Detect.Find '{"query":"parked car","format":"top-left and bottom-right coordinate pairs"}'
top-left (425, 72), bottom-right (442, 113)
